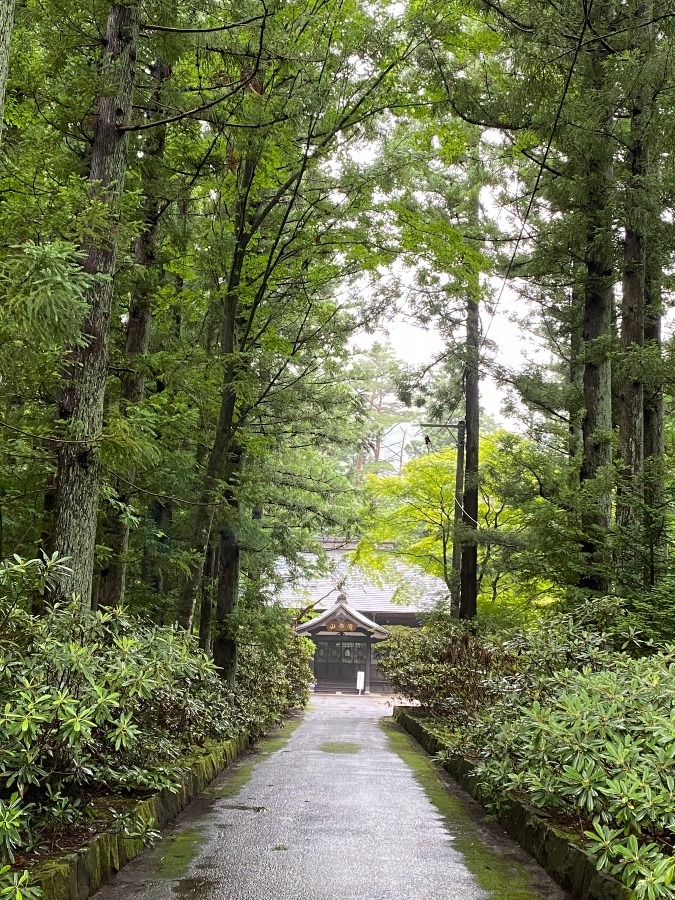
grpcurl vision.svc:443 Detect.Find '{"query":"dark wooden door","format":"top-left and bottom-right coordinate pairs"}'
top-left (314, 640), bottom-right (367, 682)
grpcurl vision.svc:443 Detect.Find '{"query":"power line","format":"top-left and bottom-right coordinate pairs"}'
top-left (480, 0), bottom-right (595, 350)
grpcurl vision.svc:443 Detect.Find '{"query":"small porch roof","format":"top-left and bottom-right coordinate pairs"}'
top-left (295, 598), bottom-right (388, 641)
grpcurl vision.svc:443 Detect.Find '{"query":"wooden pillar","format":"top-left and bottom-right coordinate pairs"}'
top-left (365, 636), bottom-right (371, 693)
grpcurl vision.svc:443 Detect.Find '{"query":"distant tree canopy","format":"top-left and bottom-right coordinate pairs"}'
top-left (0, 0), bottom-right (673, 648)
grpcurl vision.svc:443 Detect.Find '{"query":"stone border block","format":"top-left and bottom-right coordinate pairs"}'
top-left (393, 708), bottom-right (630, 900)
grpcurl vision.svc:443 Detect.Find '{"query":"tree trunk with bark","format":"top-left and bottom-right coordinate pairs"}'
top-left (198, 543), bottom-right (216, 653)
top-left (579, 55), bottom-right (614, 596)
top-left (450, 418), bottom-right (465, 615)
top-left (459, 298), bottom-right (479, 620)
top-left (643, 253), bottom-right (665, 587)
top-left (0, 0), bottom-right (15, 142)
top-left (51, 2), bottom-right (140, 606)
top-left (212, 521), bottom-right (240, 685)
top-left (569, 282), bottom-right (584, 460)
top-left (176, 158), bottom-right (256, 630)
top-left (616, 1), bottom-right (651, 590)
top-left (98, 59), bottom-right (170, 608)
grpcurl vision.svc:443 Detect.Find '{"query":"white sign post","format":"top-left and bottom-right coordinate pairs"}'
top-left (356, 671), bottom-right (365, 695)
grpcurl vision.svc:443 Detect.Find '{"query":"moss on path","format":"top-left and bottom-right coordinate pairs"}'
top-left (93, 701), bottom-right (566, 900)
top-left (382, 719), bottom-right (544, 900)
top-left (153, 716), bottom-right (302, 877)
top-left (319, 741), bottom-right (360, 753)
top-left (205, 717), bottom-right (302, 801)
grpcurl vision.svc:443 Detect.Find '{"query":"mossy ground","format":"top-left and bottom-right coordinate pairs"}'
top-left (381, 720), bottom-right (542, 900)
top-left (319, 741), bottom-right (360, 754)
top-left (155, 827), bottom-right (204, 879)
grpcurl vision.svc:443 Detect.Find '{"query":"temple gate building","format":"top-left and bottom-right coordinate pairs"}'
top-left (277, 540), bottom-right (448, 693)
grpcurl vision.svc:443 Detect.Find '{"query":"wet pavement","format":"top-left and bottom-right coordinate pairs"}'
top-left (93, 695), bottom-right (571, 900)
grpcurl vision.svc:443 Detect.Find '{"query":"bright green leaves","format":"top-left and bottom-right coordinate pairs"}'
top-left (379, 597), bottom-right (675, 898)
top-left (0, 558), bottom-right (312, 895)
top-left (358, 446), bottom-right (458, 586)
top-left (0, 241), bottom-right (98, 345)
top-left (358, 431), bottom-right (563, 614)
top-left (109, 711), bottom-right (140, 751)
top-left (592, 832), bottom-right (675, 900)
top-left (585, 820), bottom-right (624, 871)
top-left (0, 865), bottom-right (41, 900)
top-left (486, 653), bottom-right (675, 897)
top-left (560, 761), bottom-right (606, 813)
top-left (0, 797), bottom-right (24, 864)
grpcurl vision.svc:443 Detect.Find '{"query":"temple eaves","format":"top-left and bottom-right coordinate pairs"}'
top-left (295, 598), bottom-right (388, 641)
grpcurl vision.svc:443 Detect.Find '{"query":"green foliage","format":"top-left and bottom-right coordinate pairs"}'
top-left (235, 630), bottom-right (314, 738)
top-left (1, 602), bottom-right (233, 832)
top-left (0, 241), bottom-right (97, 345)
top-left (382, 598), bottom-right (674, 898)
top-left (0, 0), bottom-right (674, 896)
top-left (358, 432), bottom-right (569, 615)
top-left (375, 620), bottom-right (515, 721)
top-left (0, 866), bottom-right (40, 900)
top-left (625, 575), bottom-right (675, 646)
top-left (357, 448), bottom-right (459, 588)
top-left (0, 556), bottom-right (311, 882)
top-left (478, 655), bottom-right (675, 898)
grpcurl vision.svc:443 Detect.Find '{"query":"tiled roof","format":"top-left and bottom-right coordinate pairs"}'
top-left (276, 550), bottom-right (449, 614)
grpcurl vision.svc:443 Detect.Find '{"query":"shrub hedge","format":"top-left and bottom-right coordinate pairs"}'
top-left (376, 599), bottom-right (675, 900)
top-left (0, 555), bottom-right (313, 899)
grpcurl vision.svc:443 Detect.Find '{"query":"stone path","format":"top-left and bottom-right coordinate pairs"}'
top-left (92, 695), bottom-right (571, 900)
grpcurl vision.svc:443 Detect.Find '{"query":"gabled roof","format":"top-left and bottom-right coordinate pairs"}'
top-left (295, 598), bottom-right (388, 641)
top-left (277, 551), bottom-right (448, 616)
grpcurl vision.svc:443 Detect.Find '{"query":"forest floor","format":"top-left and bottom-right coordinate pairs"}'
top-left (90, 696), bottom-right (570, 899)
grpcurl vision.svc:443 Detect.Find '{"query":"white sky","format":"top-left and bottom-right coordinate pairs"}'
top-left (344, 130), bottom-right (552, 429)
top-left (355, 291), bottom-right (539, 427)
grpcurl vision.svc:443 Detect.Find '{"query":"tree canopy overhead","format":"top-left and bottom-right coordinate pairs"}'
top-left (0, 0), bottom-right (673, 645)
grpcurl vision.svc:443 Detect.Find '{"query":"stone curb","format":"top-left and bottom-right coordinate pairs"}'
top-left (393, 708), bottom-right (630, 900)
top-left (32, 732), bottom-right (251, 900)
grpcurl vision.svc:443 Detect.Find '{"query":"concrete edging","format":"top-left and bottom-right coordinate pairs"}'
top-left (393, 708), bottom-right (630, 900)
top-left (32, 732), bottom-right (251, 900)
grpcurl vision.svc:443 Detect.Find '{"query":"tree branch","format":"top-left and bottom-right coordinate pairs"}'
top-left (141, 13), bottom-right (266, 35)
top-left (120, 8), bottom-right (269, 132)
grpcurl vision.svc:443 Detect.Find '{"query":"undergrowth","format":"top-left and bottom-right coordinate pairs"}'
top-left (0, 554), bottom-right (312, 898)
top-left (377, 598), bottom-right (675, 900)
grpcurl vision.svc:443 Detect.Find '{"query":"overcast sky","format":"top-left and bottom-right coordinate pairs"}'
top-left (354, 286), bottom-right (543, 428)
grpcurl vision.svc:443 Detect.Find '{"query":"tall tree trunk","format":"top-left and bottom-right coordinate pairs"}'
top-left (616, 1), bottom-right (650, 591)
top-left (579, 55), bottom-right (614, 596)
top-left (51, 2), bottom-right (140, 605)
top-left (212, 520), bottom-right (240, 685)
top-left (0, 0), bottom-right (15, 142)
top-left (450, 418), bottom-right (465, 615)
top-left (569, 281), bottom-right (584, 460)
top-left (643, 251), bottom-right (665, 587)
top-left (176, 366), bottom-right (239, 629)
top-left (459, 297), bottom-right (479, 620)
top-left (98, 60), bottom-right (170, 608)
top-left (176, 158), bottom-right (256, 630)
top-left (198, 543), bottom-right (216, 653)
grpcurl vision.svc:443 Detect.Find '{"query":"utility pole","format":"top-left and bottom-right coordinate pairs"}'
top-left (419, 420), bottom-right (465, 616)
top-left (460, 297), bottom-right (480, 620)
